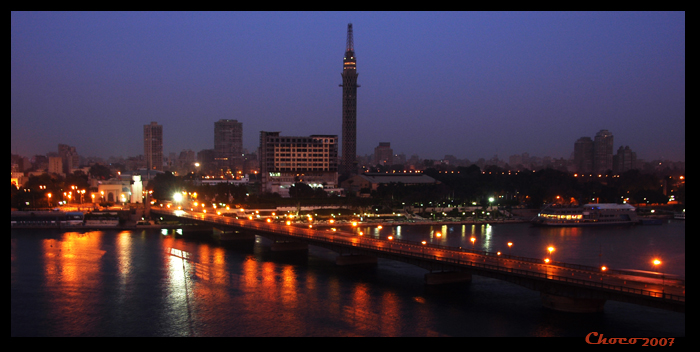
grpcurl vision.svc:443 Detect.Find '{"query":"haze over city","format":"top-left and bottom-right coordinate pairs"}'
top-left (11, 11), bottom-right (685, 163)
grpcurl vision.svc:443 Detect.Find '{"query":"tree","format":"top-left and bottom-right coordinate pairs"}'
top-left (148, 172), bottom-right (184, 201)
top-left (289, 182), bottom-right (314, 198)
top-left (89, 164), bottom-right (113, 180)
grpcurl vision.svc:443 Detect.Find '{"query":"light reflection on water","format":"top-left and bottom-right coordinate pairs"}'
top-left (11, 223), bottom-right (684, 336)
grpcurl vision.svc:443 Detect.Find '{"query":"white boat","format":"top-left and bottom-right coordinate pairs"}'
top-left (533, 203), bottom-right (638, 226)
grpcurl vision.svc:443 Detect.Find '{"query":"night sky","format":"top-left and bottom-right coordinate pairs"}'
top-left (11, 11), bottom-right (685, 163)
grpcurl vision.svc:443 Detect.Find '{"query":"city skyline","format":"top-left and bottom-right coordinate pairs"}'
top-left (11, 12), bottom-right (685, 162)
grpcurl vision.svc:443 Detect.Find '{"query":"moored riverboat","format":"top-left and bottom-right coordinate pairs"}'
top-left (533, 203), bottom-right (638, 226)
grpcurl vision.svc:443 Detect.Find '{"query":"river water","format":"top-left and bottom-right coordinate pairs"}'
top-left (11, 220), bottom-right (684, 337)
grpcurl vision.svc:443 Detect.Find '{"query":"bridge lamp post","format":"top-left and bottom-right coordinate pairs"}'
top-left (653, 259), bottom-right (665, 297)
top-left (547, 246), bottom-right (555, 263)
top-left (173, 192), bottom-right (183, 207)
top-left (507, 242), bottom-right (513, 256)
top-left (600, 266), bottom-right (607, 282)
top-left (470, 237), bottom-right (476, 250)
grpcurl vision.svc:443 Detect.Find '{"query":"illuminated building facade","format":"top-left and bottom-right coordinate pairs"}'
top-left (260, 131), bottom-right (339, 197)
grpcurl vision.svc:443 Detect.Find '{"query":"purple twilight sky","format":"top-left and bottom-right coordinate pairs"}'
top-left (11, 11), bottom-right (685, 163)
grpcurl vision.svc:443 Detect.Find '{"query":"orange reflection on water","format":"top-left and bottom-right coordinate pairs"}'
top-left (341, 283), bottom-right (404, 336)
top-left (43, 231), bottom-right (105, 284)
top-left (42, 231), bottom-right (106, 335)
top-left (556, 227), bottom-right (582, 236)
top-left (237, 255), bottom-right (309, 334)
top-left (116, 231), bottom-right (132, 280)
top-left (181, 243), bottom-right (231, 336)
top-left (378, 291), bottom-right (401, 336)
top-left (342, 282), bottom-right (373, 333)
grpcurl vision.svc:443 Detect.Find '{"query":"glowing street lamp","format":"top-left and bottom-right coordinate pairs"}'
top-left (547, 246), bottom-right (555, 262)
top-left (653, 259), bottom-right (665, 296)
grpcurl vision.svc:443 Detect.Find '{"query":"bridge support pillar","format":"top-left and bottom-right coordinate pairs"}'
top-left (213, 228), bottom-right (255, 242)
top-left (424, 271), bottom-right (472, 285)
top-left (336, 254), bottom-right (377, 266)
top-left (271, 241), bottom-right (308, 252)
top-left (540, 293), bottom-right (606, 313)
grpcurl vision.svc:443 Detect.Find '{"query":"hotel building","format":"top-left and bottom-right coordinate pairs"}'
top-left (259, 131), bottom-right (339, 197)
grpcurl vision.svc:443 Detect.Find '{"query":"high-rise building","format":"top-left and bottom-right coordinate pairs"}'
top-left (58, 144), bottom-right (80, 175)
top-left (593, 129), bottom-right (614, 173)
top-left (214, 119), bottom-right (243, 174)
top-left (48, 156), bottom-right (63, 175)
top-left (613, 146), bottom-right (637, 173)
top-left (340, 23), bottom-right (359, 176)
top-left (144, 122), bottom-right (163, 171)
top-left (374, 142), bottom-right (393, 166)
top-left (574, 137), bottom-right (594, 174)
top-left (260, 131), bottom-right (339, 197)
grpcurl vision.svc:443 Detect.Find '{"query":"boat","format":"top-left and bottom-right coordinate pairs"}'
top-left (674, 210), bottom-right (685, 220)
top-left (533, 203), bottom-right (638, 226)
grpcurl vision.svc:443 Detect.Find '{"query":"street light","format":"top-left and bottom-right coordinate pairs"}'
top-left (507, 241), bottom-right (513, 256)
top-left (547, 246), bottom-right (555, 262)
top-left (653, 259), bottom-right (665, 296)
top-left (173, 193), bottom-right (183, 202)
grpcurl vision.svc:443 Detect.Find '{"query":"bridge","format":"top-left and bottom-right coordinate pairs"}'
top-left (152, 208), bottom-right (685, 314)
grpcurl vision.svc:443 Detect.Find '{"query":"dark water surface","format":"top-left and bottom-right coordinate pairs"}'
top-left (11, 221), bottom-right (684, 336)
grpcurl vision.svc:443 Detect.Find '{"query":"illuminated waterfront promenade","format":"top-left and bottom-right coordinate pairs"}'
top-left (152, 209), bottom-right (684, 314)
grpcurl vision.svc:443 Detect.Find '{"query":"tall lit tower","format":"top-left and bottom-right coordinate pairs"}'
top-left (340, 23), bottom-right (359, 176)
